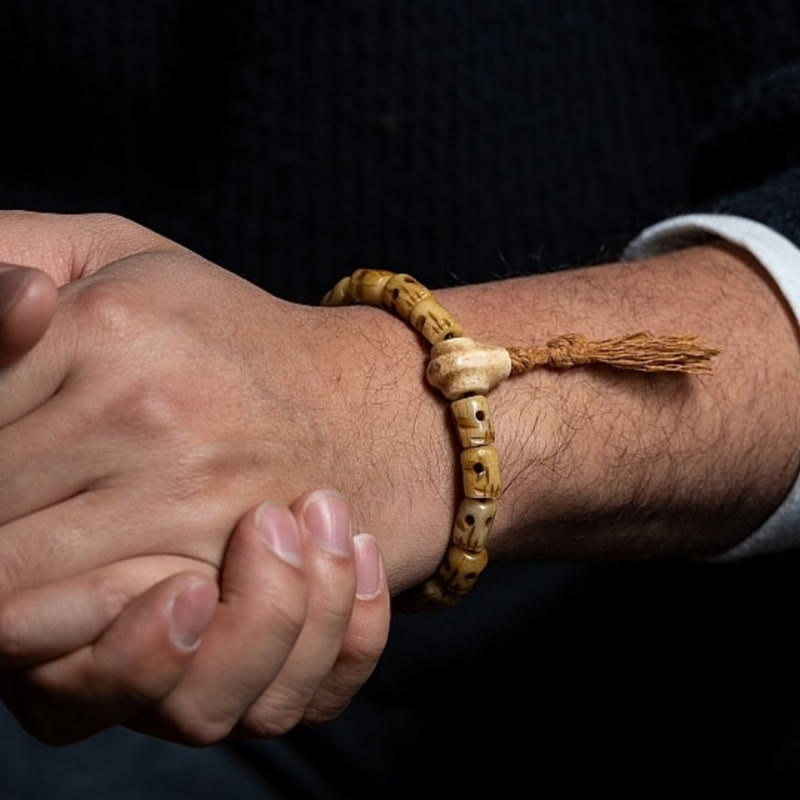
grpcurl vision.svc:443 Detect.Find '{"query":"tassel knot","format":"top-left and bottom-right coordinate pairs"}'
top-left (508, 332), bottom-right (719, 376)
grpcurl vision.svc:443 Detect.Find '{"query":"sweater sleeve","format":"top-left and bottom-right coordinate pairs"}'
top-left (622, 58), bottom-right (800, 558)
top-left (624, 212), bottom-right (800, 559)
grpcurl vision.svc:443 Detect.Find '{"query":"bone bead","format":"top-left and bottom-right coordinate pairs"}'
top-left (438, 544), bottom-right (489, 595)
top-left (409, 296), bottom-right (464, 344)
top-left (461, 445), bottom-right (501, 499)
top-left (348, 268), bottom-right (394, 305)
top-left (426, 336), bottom-right (512, 400)
top-left (321, 276), bottom-right (353, 306)
top-left (452, 497), bottom-right (497, 551)
top-left (450, 394), bottom-right (494, 447)
top-left (382, 273), bottom-right (431, 320)
top-left (398, 577), bottom-right (458, 611)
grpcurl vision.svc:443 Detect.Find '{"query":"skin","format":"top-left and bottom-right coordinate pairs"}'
top-left (440, 240), bottom-right (800, 562)
top-left (0, 213), bottom-right (391, 744)
top-left (0, 491), bottom-right (391, 745)
top-left (0, 211), bottom-right (798, 744)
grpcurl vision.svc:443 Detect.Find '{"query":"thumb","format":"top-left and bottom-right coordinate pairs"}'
top-left (0, 265), bottom-right (58, 367)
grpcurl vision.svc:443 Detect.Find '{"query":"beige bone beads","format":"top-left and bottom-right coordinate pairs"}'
top-left (320, 269), bottom-right (505, 610)
top-left (349, 268), bottom-right (393, 304)
top-left (426, 336), bottom-right (512, 400)
top-left (409, 296), bottom-right (464, 344)
top-left (381, 273), bottom-right (431, 319)
top-left (452, 498), bottom-right (496, 551)
top-left (320, 276), bottom-right (352, 307)
top-left (461, 445), bottom-right (502, 499)
top-left (450, 394), bottom-right (494, 447)
top-left (414, 576), bottom-right (460, 609)
top-left (438, 544), bottom-right (489, 595)
top-left (320, 269), bottom-right (462, 342)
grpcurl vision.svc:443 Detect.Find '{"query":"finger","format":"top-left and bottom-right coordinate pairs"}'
top-left (128, 501), bottom-right (309, 746)
top-left (0, 217), bottom-right (187, 427)
top-left (0, 488), bottom-right (227, 594)
top-left (1, 572), bottom-right (217, 745)
top-left (0, 211), bottom-right (184, 286)
top-left (0, 265), bottom-right (58, 367)
top-left (0, 387), bottom-right (107, 525)
top-left (303, 533), bottom-right (391, 724)
top-left (233, 489), bottom-right (358, 738)
top-left (0, 269), bottom-right (148, 428)
top-left (0, 290), bottom-right (79, 429)
top-left (0, 555), bottom-right (215, 668)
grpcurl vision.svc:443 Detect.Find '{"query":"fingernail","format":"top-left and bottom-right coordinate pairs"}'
top-left (0, 267), bottom-right (33, 317)
top-left (169, 579), bottom-right (217, 651)
top-left (256, 502), bottom-right (304, 567)
top-left (354, 534), bottom-right (383, 599)
top-left (302, 490), bottom-right (352, 557)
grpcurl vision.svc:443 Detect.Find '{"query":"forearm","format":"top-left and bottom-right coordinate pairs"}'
top-left (324, 242), bottom-right (800, 588)
top-left (444, 242), bottom-right (800, 560)
top-left (0, 214), bottom-right (796, 603)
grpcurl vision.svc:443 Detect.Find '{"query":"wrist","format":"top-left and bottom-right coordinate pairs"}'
top-left (300, 300), bottom-right (455, 593)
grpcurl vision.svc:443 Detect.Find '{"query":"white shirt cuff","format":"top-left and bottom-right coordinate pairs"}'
top-left (624, 213), bottom-right (800, 560)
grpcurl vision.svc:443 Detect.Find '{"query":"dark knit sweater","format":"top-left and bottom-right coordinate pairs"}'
top-left (1, 2), bottom-right (800, 798)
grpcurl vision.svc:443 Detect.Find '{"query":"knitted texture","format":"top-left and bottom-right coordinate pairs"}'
top-left (1, 2), bottom-right (799, 300)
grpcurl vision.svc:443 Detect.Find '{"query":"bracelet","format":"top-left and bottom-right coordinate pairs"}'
top-left (322, 269), bottom-right (719, 611)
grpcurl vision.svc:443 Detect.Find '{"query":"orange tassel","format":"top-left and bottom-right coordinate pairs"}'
top-left (507, 332), bottom-right (719, 376)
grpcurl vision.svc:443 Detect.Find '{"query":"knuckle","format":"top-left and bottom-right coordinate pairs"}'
top-left (89, 212), bottom-right (140, 235)
top-left (303, 689), bottom-right (352, 726)
top-left (342, 631), bottom-right (388, 668)
top-left (268, 591), bottom-right (308, 644)
top-left (180, 723), bottom-right (232, 748)
top-left (0, 601), bottom-right (28, 660)
top-left (226, 579), bottom-right (308, 648)
top-left (105, 377), bottom-right (184, 439)
top-left (242, 703), bottom-right (304, 739)
top-left (166, 709), bottom-right (236, 748)
top-left (303, 706), bottom-right (339, 726)
top-left (87, 213), bottom-right (161, 249)
top-left (90, 575), bottom-right (133, 621)
top-left (72, 279), bottom-right (144, 341)
top-left (313, 593), bottom-right (354, 633)
top-left (85, 213), bottom-right (183, 260)
top-left (70, 213), bottom-right (179, 273)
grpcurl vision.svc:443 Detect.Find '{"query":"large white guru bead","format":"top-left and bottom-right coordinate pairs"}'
top-left (426, 337), bottom-right (512, 400)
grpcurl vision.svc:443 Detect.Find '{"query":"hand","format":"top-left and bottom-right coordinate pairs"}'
top-left (0, 212), bottom-right (452, 602)
top-left (0, 209), bottom-right (179, 366)
top-left (0, 488), bottom-right (390, 745)
top-left (0, 212), bottom-right (399, 744)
